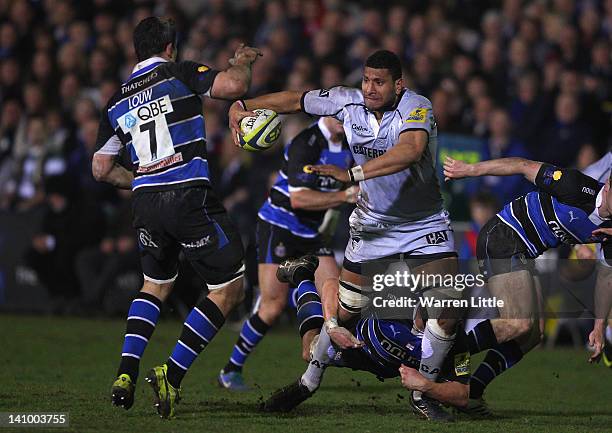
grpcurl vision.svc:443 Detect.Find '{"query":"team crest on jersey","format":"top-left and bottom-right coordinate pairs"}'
top-left (542, 169), bottom-right (561, 185)
top-left (274, 242), bottom-right (287, 258)
top-left (454, 352), bottom-right (470, 376)
top-left (405, 107), bottom-right (428, 123)
top-left (124, 113), bottom-right (137, 128)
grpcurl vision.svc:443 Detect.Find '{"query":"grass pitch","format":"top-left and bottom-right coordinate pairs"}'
top-left (1, 315), bottom-right (611, 433)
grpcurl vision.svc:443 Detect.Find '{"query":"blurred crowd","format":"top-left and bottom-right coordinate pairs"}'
top-left (0, 0), bottom-right (610, 305)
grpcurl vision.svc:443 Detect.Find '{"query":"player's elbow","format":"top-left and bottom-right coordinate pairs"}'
top-left (290, 192), bottom-right (307, 209)
top-left (92, 154), bottom-right (111, 182)
top-left (225, 77), bottom-right (249, 99)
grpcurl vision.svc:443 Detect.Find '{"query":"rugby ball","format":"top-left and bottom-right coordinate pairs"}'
top-left (238, 109), bottom-right (282, 151)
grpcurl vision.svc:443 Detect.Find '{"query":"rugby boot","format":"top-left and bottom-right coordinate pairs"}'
top-left (276, 255), bottom-right (318, 286)
top-left (261, 378), bottom-right (314, 413)
top-left (111, 374), bottom-right (135, 410)
top-left (145, 364), bottom-right (181, 419)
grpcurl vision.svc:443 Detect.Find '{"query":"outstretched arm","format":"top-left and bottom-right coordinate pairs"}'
top-left (228, 91), bottom-right (303, 145)
top-left (209, 44), bottom-right (262, 99)
top-left (443, 156), bottom-right (542, 184)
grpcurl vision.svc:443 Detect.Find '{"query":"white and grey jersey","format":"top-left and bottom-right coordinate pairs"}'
top-left (582, 151), bottom-right (611, 182)
top-left (581, 151), bottom-right (612, 267)
top-left (301, 87), bottom-right (443, 223)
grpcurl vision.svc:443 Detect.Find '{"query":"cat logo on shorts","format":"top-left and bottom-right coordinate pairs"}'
top-left (274, 242), bottom-right (287, 258)
top-left (425, 230), bottom-right (449, 245)
top-left (454, 352), bottom-right (470, 376)
top-left (350, 236), bottom-right (362, 252)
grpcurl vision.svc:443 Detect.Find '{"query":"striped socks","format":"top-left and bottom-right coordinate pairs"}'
top-left (166, 297), bottom-right (225, 388)
top-left (469, 340), bottom-right (524, 399)
top-left (466, 319), bottom-right (498, 354)
top-left (224, 313), bottom-right (270, 373)
top-left (296, 280), bottom-right (324, 338)
top-left (117, 292), bottom-right (162, 381)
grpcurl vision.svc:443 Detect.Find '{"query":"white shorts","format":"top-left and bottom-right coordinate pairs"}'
top-left (597, 244), bottom-right (612, 268)
top-left (344, 207), bottom-right (456, 265)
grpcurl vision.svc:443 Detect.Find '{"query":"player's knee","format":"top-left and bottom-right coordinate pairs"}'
top-left (511, 318), bottom-right (533, 339)
top-left (212, 278), bottom-right (245, 309)
top-left (338, 279), bottom-right (370, 315)
top-left (436, 317), bottom-right (459, 335)
top-left (259, 294), bottom-right (287, 320)
top-left (427, 318), bottom-right (455, 339)
top-left (141, 280), bottom-right (173, 302)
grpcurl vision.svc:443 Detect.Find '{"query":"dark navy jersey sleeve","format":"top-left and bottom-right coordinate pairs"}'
top-left (287, 133), bottom-right (322, 191)
top-left (535, 164), bottom-right (601, 208)
top-left (167, 61), bottom-right (219, 96)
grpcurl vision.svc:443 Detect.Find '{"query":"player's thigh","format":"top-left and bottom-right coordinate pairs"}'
top-left (177, 189), bottom-right (245, 294)
top-left (132, 191), bottom-right (181, 294)
top-left (258, 263), bottom-right (289, 305)
top-left (476, 216), bottom-right (537, 318)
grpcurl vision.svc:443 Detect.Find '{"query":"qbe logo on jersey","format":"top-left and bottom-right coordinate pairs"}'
top-left (118, 92), bottom-right (175, 166)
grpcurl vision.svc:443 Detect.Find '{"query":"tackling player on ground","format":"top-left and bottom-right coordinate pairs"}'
top-left (261, 255), bottom-right (525, 421)
top-left (443, 155), bottom-right (612, 413)
top-left (218, 117), bottom-right (357, 390)
top-left (93, 17), bottom-right (260, 418)
top-left (229, 50), bottom-right (463, 420)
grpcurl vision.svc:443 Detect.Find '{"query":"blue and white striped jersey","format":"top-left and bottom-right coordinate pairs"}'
top-left (258, 118), bottom-right (353, 238)
top-left (95, 57), bottom-right (218, 192)
top-left (497, 164), bottom-right (611, 257)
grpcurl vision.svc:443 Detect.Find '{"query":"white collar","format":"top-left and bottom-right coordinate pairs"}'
top-left (317, 117), bottom-right (333, 143)
top-left (132, 56), bottom-right (168, 74)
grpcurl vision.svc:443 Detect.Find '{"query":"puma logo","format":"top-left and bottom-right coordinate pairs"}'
top-left (569, 211), bottom-right (578, 223)
top-left (389, 325), bottom-right (401, 338)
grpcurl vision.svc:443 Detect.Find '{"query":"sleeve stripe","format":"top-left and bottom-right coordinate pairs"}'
top-left (96, 135), bottom-right (122, 155)
top-left (300, 91), bottom-right (309, 114)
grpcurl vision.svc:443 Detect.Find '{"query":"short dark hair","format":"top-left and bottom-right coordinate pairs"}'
top-left (133, 17), bottom-right (177, 62)
top-left (365, 50), bottom-right (402, 81)
top-left (470, 192), bottom-right (499, 211)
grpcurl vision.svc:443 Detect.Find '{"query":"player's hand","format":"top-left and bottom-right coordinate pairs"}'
top-left (310, 164), bottom-right (350, 183)
top-left (443, 156), bottom-right (476, 181)
top-left (344, 185), bottom-right (359, 203)
top-left (229, 44), bottom-right (262, 67)
top-left (574, 244), bottom-right (596, 260)
top-left (228, 101), bottom-right (256, 147)
top-left (588, 320), bottom-right (605, 363)
top-left (327, 326), bottom-right (364, 349)
top-left (399, 364), bottom-right (429, 392)
top-left (592, 227), bottom-right (612, 242)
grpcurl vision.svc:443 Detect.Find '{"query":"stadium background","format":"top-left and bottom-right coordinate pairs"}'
top-left (0, 1), bottom-right (610, 431)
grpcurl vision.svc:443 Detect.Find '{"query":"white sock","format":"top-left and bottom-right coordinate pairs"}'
top-left (300, 327), bottom-right (331, 392)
